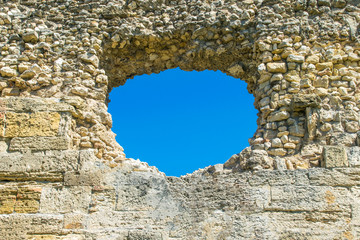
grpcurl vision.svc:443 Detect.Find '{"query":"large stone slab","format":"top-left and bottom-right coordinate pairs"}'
top-left (265, 185), bottom-right (351, 212)
top-left (0, 112), bottom-right (61, 137)
top-left (9, 136), bottom-right (70, 151)
top-left (40, 186), bottom-right (92, 214)
top-left (3, 97), bottom-right (75, 113)
top-left (0, 151), bottom-right (80, 181)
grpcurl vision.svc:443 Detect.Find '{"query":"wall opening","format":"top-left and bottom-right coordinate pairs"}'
top-left (108, 68), bottom-right (257, 176)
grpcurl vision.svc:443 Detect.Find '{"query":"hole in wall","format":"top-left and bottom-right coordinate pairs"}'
top-left (108, 68), bottom-right (257, 176)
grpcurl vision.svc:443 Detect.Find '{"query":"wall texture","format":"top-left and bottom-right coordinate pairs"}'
top-left (0, 0), bottom-right (359, 239)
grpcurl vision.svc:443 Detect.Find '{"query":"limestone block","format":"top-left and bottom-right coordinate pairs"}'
top-left (1, 112), bottom-right (60, 137)
top-left (268, 148), bottom-right (287, 156)
top-left (40, 186), bottom-right (92, 214)
top-left (316, 62), bottom-right (333, 71)
top-left (322, 146), bottom-right (349, 168)
top-left (265, 185), bottom-right (351, 212)
top-left (0, 67), bottom-right (16, 77)
top-left (347, 147), bottom-right (360, 167)
top-left (64, 212), bottom-right (86, 229)
top-left (0, 141), bottom-right (8, 152)
top-left (289, 124), bottom-right (305, 137)
top-left (22, 31), bottom-right (38, 43)
top-left (0, 150), bottom-right (80, 177)
top-left (4, 97), bottom-right (74, 113)
top-left (266, 63), bottom-right (287, 73)
top-left (291, 94), bottom-right (320, 111)
top-left (80, 53), bottom-right (99, 68)
top-left (25, 234), bottom-right (86, 240)
top-left (14, 186), bottom-right (41, 213)
top-left (64, 170), bottom-right (103, 186)
top-left (287, 54), bottom-right (305, 63)
top-left (306, 55), bottom-right (320, 63)
top-left (9, 136), bottom-right (70, 151)
top-left (0, 186), bottom-right (17, 214)
top-left (0, 186), bottom-right (41, 214)
top-left (309, 168), bottom-right (360, 186)
top-left (0, 214), bottom-right (63, 239)
top-left (267, 111), bottom-right (290, 122)
top-left (313, 76), bottom-right (329, 88)
top-left (248, 169), bottom-right (309, 186)
top-left (351, 187), bottom-right (360, 226)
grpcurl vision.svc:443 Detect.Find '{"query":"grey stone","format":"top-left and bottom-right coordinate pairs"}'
top-left (4, 97), bottom-right (74, 113)
top-left (348, 146), bottom-right (360, 167)
top-left (322, 146), bottom-right (349, 168)
top-left (40, 186), bottom-right (92, 214)
top-left (9, 136), bottom-right (70, 151)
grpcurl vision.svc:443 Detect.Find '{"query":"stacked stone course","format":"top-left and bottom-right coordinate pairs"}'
top-left (0, 0), bottom-right (359, 239)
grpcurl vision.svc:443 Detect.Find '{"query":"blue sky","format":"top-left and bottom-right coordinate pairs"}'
top-left (108, 68), bottom-right (257, 176)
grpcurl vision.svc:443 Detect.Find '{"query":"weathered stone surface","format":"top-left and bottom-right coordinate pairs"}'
top-left (0, 0), bottom-right (359, 238)
top-left (323, 146), bottom-right (349, 168)
top-left (309, 167), bottom-right (360, 187)
top-left (1, 112), bottom-right (60, 137)
top-left (0, 150), bottom-right (80, 179)
top-left (267, 111), bottom-right (290, 122)
top-left (266, 63), bottom-right (287, 73)
top-left (0, 67), bottom-right (16, 77)
top-left (9, 136), bottom-right (70, 151)
top-left (4, 97), bottom-right (74, 113)
top-left (291, 94), bottom-right (321, 111)
top-left (348, 146), bottom-right (360, 167)
top-left (265, 185), bottom-right (350, 212)
top-left (40, 186), bottom-right (92, 214)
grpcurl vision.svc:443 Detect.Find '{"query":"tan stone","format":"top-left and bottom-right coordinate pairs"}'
top-left (316, 62), bottom-right (333, 71)
top-left (0, 67), bottom-right (16, 77)
top-left (268, 148), bottom-right (287, 156)
top-left (267, 63), bottom-right (287, 73)
top-left (2, 112), bottom-right (60, 137)
top-left (306, 55), bottom-right (320, 64)
top-left (9, 136), bottom-right (70, 151)
top-left (322, 146), bottom-right (348, 168)
top-left (0, 187), bottom-right (16, 214)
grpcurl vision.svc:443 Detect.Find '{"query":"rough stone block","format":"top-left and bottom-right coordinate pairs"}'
top-left (313, 77), bottom-right (329, 88)
top-left (347, 146), bottom-right (360, 167)
top-left (0, 214), bottom-right (64, 239)
top-left (14, 186), bottom-right (41, 213)
top-left (266, 63), bottom-right (287, 73)
top-left (4, 97), bottom-right (75, 113)
top-left (0, 186), bottom-right (17, 214)
top-left (64, 212), bottom-right (86, 229)
top-left (309, 168), bottom-right (360, 186)
top-left (24, 234), bottom-right (86, 240)
top-left (322, 146), bottom-right (348, 168)
top-left (352, 187), bottom-right (360, 226)
top-left (265, 185), bottom-right (351, 212)
top-left (64, 171), bottom-right (103, 186)
top-left (249, 170), bottom-right (309, 186)
top-left (0, 151), bottom-right (80, 180)
top-left (9, 136), bottom-right (70, 151)
top-left (291, 94), bottom-right (320, 111)
top-left (1, 112), bottom-right (60, 137)
top-left (0, 186), bottom-right (41, 214)
top-left (40, 186), bottom-right (92, 214)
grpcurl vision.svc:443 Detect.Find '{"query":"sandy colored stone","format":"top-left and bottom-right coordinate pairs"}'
top-left (9, 136), bottom-right (70, 151)
top-left (0, 0), bottom-right (358, 239)
top-left (323, 146), bottom-right (348, 168)
top-left (2, 112), bottom-right (60, 137)
top-left (0, 67), bottom-right (16, 77)
top-left (267, 63), bottom-right (287, 73)
top-left (0, 187), bottom-right (17, 214)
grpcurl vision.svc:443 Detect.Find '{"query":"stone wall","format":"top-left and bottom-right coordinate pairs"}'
top-left (0, 0), bottom-right (359, 239)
